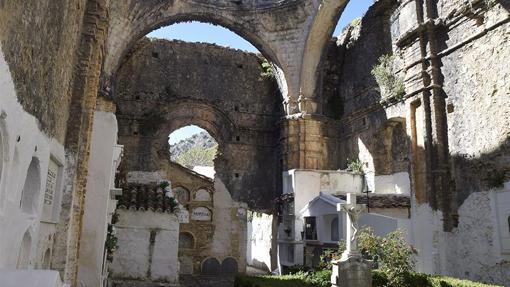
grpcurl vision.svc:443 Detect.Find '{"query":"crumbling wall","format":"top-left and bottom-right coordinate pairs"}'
top-left (325, 0), bottom-right (510, 284)
top-left (0, 0), bottom-right (87, 141)
top-left (114, 39), bottom-right (283, 210)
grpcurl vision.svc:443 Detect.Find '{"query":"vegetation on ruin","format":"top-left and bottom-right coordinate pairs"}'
top-left (346, 158), bottom-right (365, 174)
top-left (371, 54), bottom-right (406, 102)
top-left (105, 224), bottom-right (118, 262)
top-left (260, 58), bottom-right (275, 78)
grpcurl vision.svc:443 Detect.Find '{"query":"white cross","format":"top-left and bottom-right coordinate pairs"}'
top-left (337, 193), bottom-right (367, 260)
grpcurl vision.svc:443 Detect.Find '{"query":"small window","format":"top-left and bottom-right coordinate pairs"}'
top-left (331, 217), bottom-right (339, 242)
top-left (304, 217), bottom-right (317, 241)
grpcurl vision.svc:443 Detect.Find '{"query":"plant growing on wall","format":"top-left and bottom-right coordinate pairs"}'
top-left (105, 224), bottom-right (118, 262)
top-left (260, 58), bottom-right (274, 78)
top-left (371, 55), bottom-right (405, 102)
top-left (486, 170), bottom-right (506, 189)
top-left (346, 158), bottom-right (365, 174)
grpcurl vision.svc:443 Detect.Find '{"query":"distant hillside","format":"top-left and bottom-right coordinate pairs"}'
top-left (170, 131), bottom-right (217, 167)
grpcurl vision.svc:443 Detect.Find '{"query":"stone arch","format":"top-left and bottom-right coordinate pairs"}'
top-left (20, 157), bottom-right (41, 215)
top-left (17, 231), bottom-right (32, 269)
top-left (174, 186), bottom-right (191, 205)
top-left (299, 0), bottom-right (350, 114)
top-left (151, 101), bottom-right (236, 171)
top-left (105, 8), bottom-right (293, 105)
top-left (201, 257), bottom-right (221, 275)
top-left (178, 232), bottom-right (195, 249)
top-left (221, 257), bottom-right (239, 274)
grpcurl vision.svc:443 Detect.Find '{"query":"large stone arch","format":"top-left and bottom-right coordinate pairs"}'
top-left (104, 0), bottom-right (354, 115)
top-left (299, 0), bottom-right (349, 114)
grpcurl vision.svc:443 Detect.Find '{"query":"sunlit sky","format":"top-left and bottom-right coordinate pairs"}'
top-left (149, 0), bottom-right (373, 53)
top-left (158, 1), bottom-right (374, 142)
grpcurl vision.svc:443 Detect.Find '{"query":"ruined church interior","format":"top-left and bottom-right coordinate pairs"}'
top-left (0, 0), bottom-right (509, 286)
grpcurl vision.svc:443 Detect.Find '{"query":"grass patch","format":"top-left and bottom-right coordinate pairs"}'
top-left (235, 270), bottom-right (503, 287)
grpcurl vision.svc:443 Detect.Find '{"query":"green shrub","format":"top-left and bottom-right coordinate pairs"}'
top-left (346, 158), bottom-right (365, 174)
top-left (371, 54), bottom-right (406, 101)
top-left (358, 228), bottom-right (418, 287)
top-left (235, 271), bottom-right (502, 287)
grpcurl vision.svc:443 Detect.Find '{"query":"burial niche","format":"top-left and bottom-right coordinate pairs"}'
top-left (20, 157), bottom-right (41, 214)
top-left (221, 257), bottom-right (238, 274)
top-left (179, 232), bottom-right (194, 249)
top-left (202, 257), bottom-right (221, 275)
top-left (331, 217), bottom-right (339, 242)
top-left (174, 186), bottom-right (190, 205)
top-left (16, 231), bottom-right (32, 269)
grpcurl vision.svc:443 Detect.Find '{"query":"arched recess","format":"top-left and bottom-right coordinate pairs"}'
top-left (20, 157), bottom-right (41, 215)
top-left (201, 257), bottom-right (221, 275)
top-left (178, 232), bottom-right (195, 249)
top-left (105, 13), bottom-right (291, 107)
top-left (221, 257), bottom-right (239, 274)
top-left (174, 186), bottom-right (191, 205)
top-left (331, 217), bottom-right (339, 242)
top-left (150, 101), bottom-right (236, 171)
top-left (17, 231), bottom-right (32, 269)
top-left (299, 0), bottom-right (350, 114)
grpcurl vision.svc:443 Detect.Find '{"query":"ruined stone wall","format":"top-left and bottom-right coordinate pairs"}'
top-left (114, 39), bottom-right (283, 210)
top-left (323, 0), bottom-right (510, 284)
top-left (0, 0), bottom-right (87, 141)
top-left (322, 0), bottom-right (410, 186)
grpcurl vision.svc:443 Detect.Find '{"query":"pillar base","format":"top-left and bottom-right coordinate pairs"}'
top-left (331, 257), bottom-right (372, 287)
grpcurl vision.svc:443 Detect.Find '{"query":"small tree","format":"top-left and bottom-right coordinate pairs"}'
top-left (175, 145), bottom-right (217, 169)
top-left (371, 55), bottom-right (405, 101)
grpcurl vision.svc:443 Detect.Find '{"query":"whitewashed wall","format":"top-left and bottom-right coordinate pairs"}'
top-left (77, 111), bottom-right (122, 287)
top-left (110, 209), bottom-right (180, 284)
top-left (0, 44), bottom-right (65, 271)
top-left (246, 212), bottom-right (273, 271)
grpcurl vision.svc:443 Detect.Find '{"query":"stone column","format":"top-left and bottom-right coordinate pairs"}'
top-left (331, 193), bottom-right (372, 287)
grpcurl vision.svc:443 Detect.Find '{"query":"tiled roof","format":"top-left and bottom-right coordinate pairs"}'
top-left (117, 183), bottom-right (176, 213)
top-left (335, 193), bottom-right (411, 209)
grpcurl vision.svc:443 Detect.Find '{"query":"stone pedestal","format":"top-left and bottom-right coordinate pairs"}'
top-left (331, 257), bottom-right (372, 287)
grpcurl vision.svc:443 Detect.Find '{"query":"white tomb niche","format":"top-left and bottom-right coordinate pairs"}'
top-left (174, 186), bottom-right (191, 205)
top-left (41, 158), bottom-right (62, 222)
top-left (191, 206), bottom-right (212, 221)
top-left (17, 231), bottom-right (32, 269)
top-left (20, 157), bottom-right (41, 215)
top-left (194, 188), bottom-right (212, 202)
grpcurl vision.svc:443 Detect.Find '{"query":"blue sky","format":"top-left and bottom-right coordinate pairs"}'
top-left (159, 1), bottom-right (373, 143)
top-left (149, 0), bottom-right (373, 53)
top-left (169, 125), bottom-right (205, 145)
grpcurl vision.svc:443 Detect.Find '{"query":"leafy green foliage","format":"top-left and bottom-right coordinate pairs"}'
top-left (105, 224), bottom-right (118, 262)
top-left (175, 144), bottom-right (217, 169)
top-left (371, 54), bottom-right (405, 101)
top-left (235, 270), bottom-right (501, 287)
top-left (159, 181), bottom-right (170, 190)
top-left (318, 241), bottom-right (345, 270)
top-left (234, 271), bottom-right (332, 287)
top-left (168, 197), bottom-right (178, 213)
top-left (260, 58), bottom-right (274, 78)
top-left (358, 228), bottom-right (418, 287)
top-left (346, 158), bottom-right (365, 174)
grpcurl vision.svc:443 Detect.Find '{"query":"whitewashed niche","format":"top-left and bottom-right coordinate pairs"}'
top-left (20, 157), bottom-right (41, 215)
top-left (194, 188), bottom-right (212, 202)
top-left (16, 231), bottom-right (32, 269)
